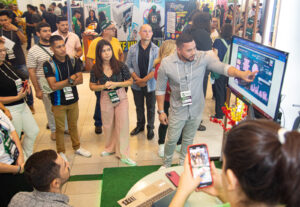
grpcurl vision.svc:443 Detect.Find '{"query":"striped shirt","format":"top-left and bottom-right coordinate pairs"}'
top-left (27, 44), bottom-right (53, 78)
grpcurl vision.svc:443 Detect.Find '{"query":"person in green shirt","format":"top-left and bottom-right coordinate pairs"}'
top-left (170, 119), bottom-right (300, 207)
top-left (72, 10), bottom-right (81, 39)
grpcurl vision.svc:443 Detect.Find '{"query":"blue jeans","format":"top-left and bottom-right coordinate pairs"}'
top-left (93, 91), bottom-right (102, 127)
top-left (16, 64), bottom-right (34, 106)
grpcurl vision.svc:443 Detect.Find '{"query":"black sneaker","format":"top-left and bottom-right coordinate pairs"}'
top-left (95, 126), bottom-right (102, 134)
top-left (147, 130), bottom-right (154, 140)
top-left (197, 123), bottom-right (206, 131)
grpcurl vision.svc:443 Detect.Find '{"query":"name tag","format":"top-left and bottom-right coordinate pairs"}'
top-left (108, 90), bottom-right (120, 103)
top-left (63, 87), bottom-right (74, 100)
top-left (180, 90), bottom-right (192, 106)
top-left (15, 78), bottom-right (22, 93)
top-left (7, 49), bottom-right (15, 60)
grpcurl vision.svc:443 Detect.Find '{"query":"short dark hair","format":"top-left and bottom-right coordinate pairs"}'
top-left (50, 35), bottom-right (64, 46)
top-left (0, 10), bottom-right (12, 18)
top-left (24, 150), bottom-right (60, 192)
top-left (56, 16), bottom-right (68, 24)
top-left (51, 2), bottom-right (56, 7)
top-left (176, 33), bottom-right (194, 48)
top-left (73, 10), bottom-right (80, 15)
top-left (220, 23), bottom-right (233, 41)
top-left (192, 12), bottom-right (211, 33)
top-left (40, 4), bottom-right (46, 9)
top-left (36, 22), bottom-right (51, 33)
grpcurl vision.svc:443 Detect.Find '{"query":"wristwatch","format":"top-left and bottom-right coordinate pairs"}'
top-left (68, 77), bottom-right (74, 85)
top-left (157, 110), bottom-right (165, 115)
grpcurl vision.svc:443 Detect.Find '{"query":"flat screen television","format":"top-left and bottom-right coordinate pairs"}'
top-left (228, 36), bottom-right (289, 120)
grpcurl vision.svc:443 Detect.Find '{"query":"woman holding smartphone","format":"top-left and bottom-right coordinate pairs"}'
top-left (89, 40), bottom-right (136, 166)
top-left (170, 119), bottom-right (300, 207)
top-left (0, 40), bottom-right (39, 159)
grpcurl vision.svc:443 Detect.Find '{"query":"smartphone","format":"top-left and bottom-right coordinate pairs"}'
top-left (187, 144), bottom-right (213, 189)
top-left (166, 171), bottom-right (180, 187)
top-left (22, 80), bottom-right (28, 90)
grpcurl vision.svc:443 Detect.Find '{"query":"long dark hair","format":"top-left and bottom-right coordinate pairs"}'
top-left (93, 39), bottom-right (121, 79)
top-left (191, 12), bottom-right (211, 33)
top-left (224, 119), bottom-right (300, 207)
top-left (89, 10), bottom-right (95, 19)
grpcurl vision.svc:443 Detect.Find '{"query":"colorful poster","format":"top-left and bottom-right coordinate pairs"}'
top-left (165, 0), bottom-right (189, 40)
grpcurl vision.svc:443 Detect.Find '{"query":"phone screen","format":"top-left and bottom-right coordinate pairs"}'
top-left (188, 144), bottom-right (213, 188)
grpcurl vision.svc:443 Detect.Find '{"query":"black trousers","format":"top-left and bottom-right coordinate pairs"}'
top-left (26, 28), bottom-right (34, 50)
top-left (0, 173), bottom-right (33, 207)
top-left (132, 87), bottom-right (156, 131)
top-left (158, 101), bottom-right (182, 145)
top-left (213, 75), bottom-right (228, 118)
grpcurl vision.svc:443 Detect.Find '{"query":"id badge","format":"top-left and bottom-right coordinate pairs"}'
top-left (63, 87), bottom-right (74, 100)
top-left (180, 90), bottom-right (192, 106)
top-left (7, 49), bottom-right (15, 59)
top-left (15, 78), bottom-right (22, 93)
top-left (108, 90), bottom-right (120, 103)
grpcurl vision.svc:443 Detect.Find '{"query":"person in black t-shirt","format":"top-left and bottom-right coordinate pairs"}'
top-left (40, 5), bottom-right (57, 32)
top-left (43, 35), bottom-right (91, 161)
top-left (22, 5), bottom-right (35, 50)
top-left (0, 39), bottom-right (39, 160)
top-left (0, 10), bottom-right (35, 113)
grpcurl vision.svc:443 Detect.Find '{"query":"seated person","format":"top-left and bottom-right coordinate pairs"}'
top-left (9, 149), bottom-right (71, 207)
top-left (0, 106), bottom-right (32, 207)
top-left (170, 119), bottom-right (300, 207)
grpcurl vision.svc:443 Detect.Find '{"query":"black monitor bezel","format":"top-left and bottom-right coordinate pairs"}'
top-left (228, 35), bottom-right (289, 120)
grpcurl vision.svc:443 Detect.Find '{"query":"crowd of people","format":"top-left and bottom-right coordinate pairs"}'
top-left (0, 2), bottom-right (298, 207)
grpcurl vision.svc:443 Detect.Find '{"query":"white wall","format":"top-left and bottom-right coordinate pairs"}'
top-left (275, 0), bottom-right (300, 129)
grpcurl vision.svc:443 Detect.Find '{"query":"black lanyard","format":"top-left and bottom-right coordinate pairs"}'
top-left (38, 43), bottom-right (52, 57)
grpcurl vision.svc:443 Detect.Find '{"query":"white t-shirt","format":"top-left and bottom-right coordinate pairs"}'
top-left (0, 110), bottom-right (15, 165)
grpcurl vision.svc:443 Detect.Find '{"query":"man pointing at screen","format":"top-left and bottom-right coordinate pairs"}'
top-left (156, 33), bottom-right (256, 168)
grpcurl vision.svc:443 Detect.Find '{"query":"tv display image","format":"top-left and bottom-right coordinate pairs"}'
top-left (228, 36), bottom-right (289, 120)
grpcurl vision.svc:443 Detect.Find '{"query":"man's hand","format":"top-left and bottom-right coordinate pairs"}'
top-left (159, 113), bottom-right (168, 125)
top-left (16, 154), bottom-right (24, 167)
top-left (6, 23), bottom-right (18, 32)
top-left (135, 77), bottom-right (147, 87)
top-left (35, 89), bottom-right (43, 100)
top-left (240, 70), bottom-right (257, 82)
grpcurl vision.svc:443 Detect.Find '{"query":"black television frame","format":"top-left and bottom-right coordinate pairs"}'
top-left (228, 35), bottom-right (289, 121)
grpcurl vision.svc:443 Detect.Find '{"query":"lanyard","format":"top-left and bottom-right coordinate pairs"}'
top-left (0, 62), bottom-right (20, 82)
top-left (176, 62), bottom-right (193, 92)
top-left (0, 29), bottom-right (13, 40)
top-left (38, 43), bottom-right (52, 57)
top-left (53, 58), bottom-right (70, 81)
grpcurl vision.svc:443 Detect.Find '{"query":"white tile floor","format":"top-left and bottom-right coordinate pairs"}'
top-left (31, 73), bottom-right (225, 207)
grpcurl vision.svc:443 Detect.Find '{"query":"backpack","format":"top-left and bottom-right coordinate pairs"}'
top-left (211, 38), bottom-right (230, 80)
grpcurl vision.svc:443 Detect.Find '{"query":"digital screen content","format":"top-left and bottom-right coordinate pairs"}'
top-left (228, 36), bottom-right (289, 119)
top-left (189, 145), bottom-right (212, 186)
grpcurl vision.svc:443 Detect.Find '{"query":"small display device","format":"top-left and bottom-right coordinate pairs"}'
top-left (165, 171), bottom-right (180, 187)
top-left (22, 80), bottom-right (28, 91)
top-left (187, 144), bottom-right (213, 189)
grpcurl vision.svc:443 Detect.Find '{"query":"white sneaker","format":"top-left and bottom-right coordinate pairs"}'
top-left (59, 152), bottom-right (68, 162)
top-left (75, 148), bottom-right (92, 158)
top-left (176, 144), bottom-right (181, 153)
top-left (158, 165), bottom-right (167, 171)
top-left (158, 144), bottom-right (164, 158)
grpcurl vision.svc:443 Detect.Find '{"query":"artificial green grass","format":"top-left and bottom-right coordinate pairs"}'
top-left (69, 174), bottom-right (103, 182)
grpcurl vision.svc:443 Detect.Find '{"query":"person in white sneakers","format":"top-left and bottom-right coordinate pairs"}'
top-left (153, 40), bottom-right (182, 158)
top-left (43, 35), bottom-right (91, 160)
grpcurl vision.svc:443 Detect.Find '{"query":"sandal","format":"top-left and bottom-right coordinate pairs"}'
top-left (101, 151), bottom-right (115, 157)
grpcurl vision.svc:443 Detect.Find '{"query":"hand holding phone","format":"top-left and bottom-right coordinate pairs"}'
top-left (22, 80), bottom-right (28, 91)
top-left (187, 144), bottom-right (213, 189)
top-left (166, 171), bottom-right (180, 187)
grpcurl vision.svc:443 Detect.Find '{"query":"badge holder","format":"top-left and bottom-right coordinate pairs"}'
top-left (108, 90), bottom-right (120, 104)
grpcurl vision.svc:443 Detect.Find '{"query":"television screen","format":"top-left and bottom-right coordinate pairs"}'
top-left (228, 36), bottom-right (289, 120)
